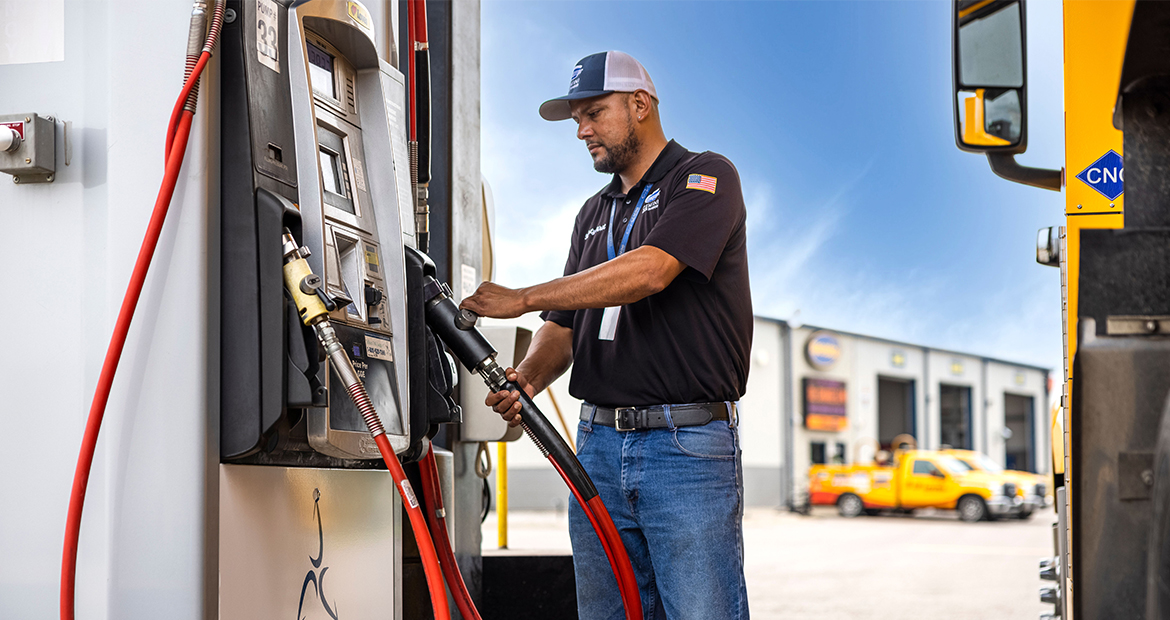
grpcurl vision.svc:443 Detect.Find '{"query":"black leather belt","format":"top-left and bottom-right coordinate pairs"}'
top-left (581, 402), bottom-right (736, 431)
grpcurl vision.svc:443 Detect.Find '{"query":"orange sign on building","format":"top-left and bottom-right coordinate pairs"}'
top-left (804, 378), bottom-right (847, 431)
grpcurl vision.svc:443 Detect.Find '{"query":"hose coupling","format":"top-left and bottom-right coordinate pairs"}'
top-left (477, 360), bottom-right (508, 392)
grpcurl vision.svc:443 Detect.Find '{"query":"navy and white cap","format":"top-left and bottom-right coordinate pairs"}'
top-left (539, 51), bottom-right (658, 121)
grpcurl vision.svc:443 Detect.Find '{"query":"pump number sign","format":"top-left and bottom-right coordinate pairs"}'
top-left (256, 0), bottom-right (280, 73)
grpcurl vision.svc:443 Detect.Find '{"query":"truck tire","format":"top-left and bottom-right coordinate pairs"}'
top-left (957, 495), bottom-right (988, 522)
top-left (837, 493), bottom-right (864, 518)
top-left (1016, 508), bottom-right (1034, 520)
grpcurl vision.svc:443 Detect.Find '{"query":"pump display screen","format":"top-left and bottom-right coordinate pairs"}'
top-left (316, 124), bottom-right (356, 214)
top-left (319, 149), bottom-right (344, 196)
top-left (307, 41), bottom-right (336, 98)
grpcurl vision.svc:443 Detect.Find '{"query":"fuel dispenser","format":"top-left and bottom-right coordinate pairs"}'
top-left (219, 0), bottom-right (435, 464)
top-left (216, 0), bottom-right (461, 615)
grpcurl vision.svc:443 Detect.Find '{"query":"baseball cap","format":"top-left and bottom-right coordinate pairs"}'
top-left (539, 51), bottom-right (658, 121)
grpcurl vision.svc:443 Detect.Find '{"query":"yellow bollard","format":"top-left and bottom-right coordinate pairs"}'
top-left (496, 441), bottom-right (508, 549)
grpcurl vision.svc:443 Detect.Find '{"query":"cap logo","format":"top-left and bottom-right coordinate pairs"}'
top-left (569, 65), bottom-right (583, 91)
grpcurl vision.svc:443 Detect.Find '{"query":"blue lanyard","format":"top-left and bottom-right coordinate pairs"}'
top-left (607, 184), bottom-right (653, 261)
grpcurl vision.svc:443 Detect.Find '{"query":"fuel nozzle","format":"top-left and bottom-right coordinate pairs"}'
top-left (421, 276), bottom-right (507, 390)
top-left (280, 227), bottom-right (385, 437)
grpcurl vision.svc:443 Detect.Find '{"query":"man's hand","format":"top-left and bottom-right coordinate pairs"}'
top-left (485, 367), bottom-right (536, 427)
top-left (461, 281), bottom-right (528, 319)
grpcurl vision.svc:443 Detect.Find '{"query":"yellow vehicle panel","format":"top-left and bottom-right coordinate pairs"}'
top-left (1063, 0), bottom-right (1132, 217)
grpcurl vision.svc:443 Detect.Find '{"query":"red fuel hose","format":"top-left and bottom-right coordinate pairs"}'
top-left (419, 446), bottom-right (482, 620)
top-left (61, 6), bottom-right (223, 618)
top-left (333, 348), bottom-right (449, 619)
top-left (372, 434), bottom-right (452, 620)
top-left (549, 456), bottom-right (642, 619)
top-left (421, 291), bottom-right (644, 620)
top-left (60, 110), bottom-right (196, 620)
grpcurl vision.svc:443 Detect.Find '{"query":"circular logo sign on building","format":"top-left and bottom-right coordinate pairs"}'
top-left (806, 331), bottom-right (841, 370)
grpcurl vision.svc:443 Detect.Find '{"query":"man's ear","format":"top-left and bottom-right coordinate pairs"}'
top-left (631, 90), bottom-right (654, 122)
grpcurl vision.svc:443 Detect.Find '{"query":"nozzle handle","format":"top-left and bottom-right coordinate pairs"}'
top-left (455, 308), bottom-right (478, 330)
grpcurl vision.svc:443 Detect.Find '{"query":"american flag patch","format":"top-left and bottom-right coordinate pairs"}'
top-left (686, 174), bottom-right (717, 193)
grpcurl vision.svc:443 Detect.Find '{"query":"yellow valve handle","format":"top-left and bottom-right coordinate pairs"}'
top-left (283, 257), bottom-right (331, 325)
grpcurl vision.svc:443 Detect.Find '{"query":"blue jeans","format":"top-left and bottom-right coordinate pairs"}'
top-left (569, 405), bottom-right (749, 620)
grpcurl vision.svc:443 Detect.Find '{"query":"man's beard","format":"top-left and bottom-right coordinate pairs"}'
top-left (592, 119), bottom-right (641, 174)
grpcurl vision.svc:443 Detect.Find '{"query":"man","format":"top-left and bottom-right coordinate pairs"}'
top-left (462, 51), bottom-right (752, 620)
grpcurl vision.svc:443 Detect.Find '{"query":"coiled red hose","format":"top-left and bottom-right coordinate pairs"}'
top-left (61, 4), bottom-right (223, 617)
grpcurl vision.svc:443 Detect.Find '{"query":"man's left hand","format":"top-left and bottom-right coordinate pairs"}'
top-left (461, 281), bottom-right (527, 318)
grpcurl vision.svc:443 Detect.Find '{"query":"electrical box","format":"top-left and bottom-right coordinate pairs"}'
top-left (0, 113), bottom-right (55, 184)
top-left (459, 325), bottom-right (530, 442)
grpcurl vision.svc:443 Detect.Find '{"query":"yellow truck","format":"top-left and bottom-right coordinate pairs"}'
top-left (943, 448), bottom-right (1052, 519)
top-left (951, 2), bottom-right (1170, 616)
top-left (809, 449), bottom-right (1024, 522)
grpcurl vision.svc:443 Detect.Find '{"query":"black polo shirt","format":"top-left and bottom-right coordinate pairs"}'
top-left (541, 140), bottom-right (752, 408)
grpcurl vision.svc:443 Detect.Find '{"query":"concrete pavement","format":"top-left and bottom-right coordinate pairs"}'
top-left (483, 506), bottom-right (1056, 619)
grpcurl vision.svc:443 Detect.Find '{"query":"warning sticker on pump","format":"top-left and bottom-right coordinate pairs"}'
top-left (352, 158), bottom-right (368, 192)
top-left (256, 0), bottom-right (280, 73)
top-left (400, 480), bottom-right (419, 508)
top-left (365, 335), bottom-right (393, 361)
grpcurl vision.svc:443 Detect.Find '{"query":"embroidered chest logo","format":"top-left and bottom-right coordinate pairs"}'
top-left (298, 488), bottom-right (339, 620)
top-left (584, 222), bottom-right (607, 241)
top-left (642, 188), bottom-right (661, 212)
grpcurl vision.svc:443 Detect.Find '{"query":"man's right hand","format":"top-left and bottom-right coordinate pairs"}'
top-left (485, 367), bottom-right (537, 427)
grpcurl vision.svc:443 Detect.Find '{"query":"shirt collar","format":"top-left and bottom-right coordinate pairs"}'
top-left (602, 139), bottom-right (689, 198)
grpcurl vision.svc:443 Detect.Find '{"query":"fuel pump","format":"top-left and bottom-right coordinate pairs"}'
top-left (219, 0), bottom-right (455, 466)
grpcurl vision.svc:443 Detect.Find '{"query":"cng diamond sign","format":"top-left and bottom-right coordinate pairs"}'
top-left (1075, 150), bottom-right (1124, 201)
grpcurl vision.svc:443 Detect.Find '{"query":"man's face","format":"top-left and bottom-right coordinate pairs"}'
top-left (570, 94), bottom-right (641, 174)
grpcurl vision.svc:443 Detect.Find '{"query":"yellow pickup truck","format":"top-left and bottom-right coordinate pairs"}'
top-left (941, 449), bottom-right (1051, 520)
top-left (809, 450), bottom-right (1025, 522)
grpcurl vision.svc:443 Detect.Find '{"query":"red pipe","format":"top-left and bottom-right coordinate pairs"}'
top-left (406, 0), bottom-right (417, 142)
top-left (374, 434), bottom-right (451, 619)
top-left (420, 446), bottom-right (482, 620)
top-left (549, 457), bottom-right (643, 620)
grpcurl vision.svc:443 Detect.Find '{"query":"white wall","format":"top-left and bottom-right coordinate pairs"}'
top-left (739, 319), bottom-right (784, 469)
top-left (0, 2), bottom-right (216, 616)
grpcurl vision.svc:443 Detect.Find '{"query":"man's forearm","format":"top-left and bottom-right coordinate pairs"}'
top-left (521, 245), bottom-right (685, 313)
top-left (515, 321), bottom-right (574, 395)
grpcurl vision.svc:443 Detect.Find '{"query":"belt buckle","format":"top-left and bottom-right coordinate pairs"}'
top-left (615, 407), bottom-right (637, 432)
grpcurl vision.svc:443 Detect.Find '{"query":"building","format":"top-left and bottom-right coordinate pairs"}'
top-left (499, 316), bottom-right (1051, 510)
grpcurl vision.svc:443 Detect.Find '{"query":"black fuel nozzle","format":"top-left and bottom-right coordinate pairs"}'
top-left (422, 276), bottom-right (502, 386)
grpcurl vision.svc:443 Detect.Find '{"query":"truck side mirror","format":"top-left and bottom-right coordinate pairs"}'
top-left (953, 0), bottom-right (1027, 154)
top-left (952, 0), bottom-right (1061, 191)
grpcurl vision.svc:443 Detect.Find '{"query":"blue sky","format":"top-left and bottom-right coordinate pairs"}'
top-left (480, 0), bottom-right (1066, 370)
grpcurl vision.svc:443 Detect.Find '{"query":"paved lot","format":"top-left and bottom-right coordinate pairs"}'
top-left (483, 506), bottom-right (1056, 619)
